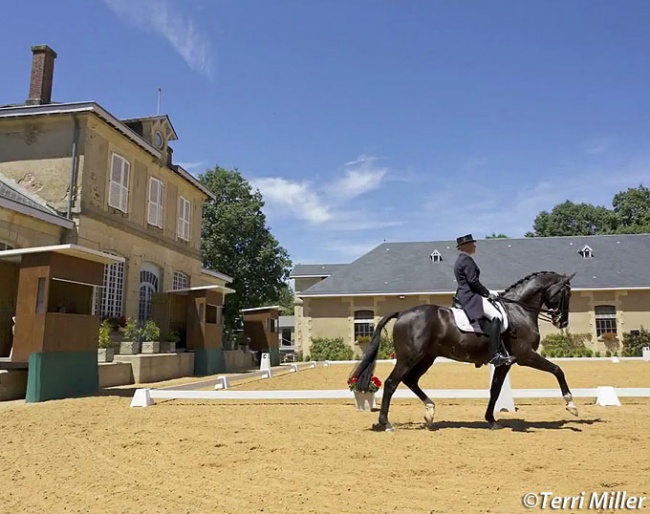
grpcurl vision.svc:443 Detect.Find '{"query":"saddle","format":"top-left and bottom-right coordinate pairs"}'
top-left (450, 297), bottom-right (509, 335)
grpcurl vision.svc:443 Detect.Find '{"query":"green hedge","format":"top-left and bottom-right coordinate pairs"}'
top-left (540, 332), bottom-right (594, 358)
top-left (308, 337), bottom-right (354, 361)
top-left (622, 327), bottom-right (650, 357)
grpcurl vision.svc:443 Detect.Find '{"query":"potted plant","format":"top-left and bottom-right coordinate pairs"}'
top-left (98, 320), bottom-right (114, 363)
top-left (119, 317), bottom-right (142, 355)
top-left (347, 374), bottom-right (382, 411)
top-left (160, 329), bottom-right (180, 353)
top-left (141, 320), bottom-right (161, 354)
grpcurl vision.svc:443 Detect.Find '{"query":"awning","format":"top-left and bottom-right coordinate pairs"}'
top-left (166, 284), bottom-right (236, 295)
top-left (240, 305), bottom-right (280, 313)
top-left (0, 244), bottom-right (125, 265)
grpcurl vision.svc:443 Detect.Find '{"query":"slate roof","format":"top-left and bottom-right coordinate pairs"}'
top-left (298, 234), bottom-right (650, 296)
top-left (290, 263), bottom-right (348, 277)
top-left (0, 174), bottom-right (61, 217)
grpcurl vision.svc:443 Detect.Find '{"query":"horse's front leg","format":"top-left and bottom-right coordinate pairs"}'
top-left (485, 363), bottom-right (512, 429)
top-left (518, 351), bottom-right (578, 416)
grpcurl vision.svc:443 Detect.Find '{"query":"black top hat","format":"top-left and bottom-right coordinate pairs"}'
top-left (456, 234), bottom-right (476, 247)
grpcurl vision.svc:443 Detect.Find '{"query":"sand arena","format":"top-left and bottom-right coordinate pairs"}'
top-left (0, 360), bottom-right (648, 514)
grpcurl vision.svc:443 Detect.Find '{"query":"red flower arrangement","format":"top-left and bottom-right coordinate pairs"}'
top-left (390, 352), bottom-right (396, 359)
top-left (347, 375), bottom-right (382, 393)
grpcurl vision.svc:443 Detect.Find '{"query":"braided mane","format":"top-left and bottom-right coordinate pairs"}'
top-left (502, 270), bottom-right (557, 295)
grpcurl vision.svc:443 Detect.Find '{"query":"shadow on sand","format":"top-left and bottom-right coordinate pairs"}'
top-left (372, 417), bottom-right (604, 433)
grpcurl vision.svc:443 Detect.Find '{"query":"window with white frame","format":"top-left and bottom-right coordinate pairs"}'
top-left (100, 252), bottom-right (125, 318)
top-left (108, 153), bottom-right (130, 213)
top-left (147, 177), bottom-right (164, 227)
top-left (139, 263), bottom-right (161, 321)
top-left (172, 271), bottom-right (190, 290)
top-left (177, 196), bottom-right (191, 241)
top-left (354, 310), bottom-right (374, 340)
top-left (430, 249), bottom-right (442, 262)
top-left (578, 245), bottom-right (594, 259)
top-left (595, 305), bottom-right (617, 337)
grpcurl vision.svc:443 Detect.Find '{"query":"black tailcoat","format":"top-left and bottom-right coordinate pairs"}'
top-left (453, 251), bottom-right (490, 322)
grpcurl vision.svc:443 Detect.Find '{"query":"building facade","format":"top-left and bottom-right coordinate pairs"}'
top-left (0, 45), bottom-right (234, 375)
top-left (291, 235), bottom-right (650, 358)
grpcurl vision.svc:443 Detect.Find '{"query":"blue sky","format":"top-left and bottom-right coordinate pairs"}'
top-left (2, 1), bottom-right (649, 266)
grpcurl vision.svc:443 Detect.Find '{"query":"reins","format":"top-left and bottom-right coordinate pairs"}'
top-left (496, 280), bottom-right (569, 325)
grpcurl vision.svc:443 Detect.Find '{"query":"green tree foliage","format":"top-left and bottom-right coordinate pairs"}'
top-left (621, 327), bottom-right (650, 357)
top-left (278, 283), bottom-right (295, 315)
top-left (612, 185), bottom-right (650, 233)
top-left (199, 166), bottom-right (292, 330)
top-left (531, 201), bottom-right (617, 237)
top-left (528, 185), bottom-right (650, 237)
top-left (486, 233), bottom-right (509, 239)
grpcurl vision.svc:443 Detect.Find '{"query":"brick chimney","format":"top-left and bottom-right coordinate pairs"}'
top-left (26, 45), bottom-right (57, 105)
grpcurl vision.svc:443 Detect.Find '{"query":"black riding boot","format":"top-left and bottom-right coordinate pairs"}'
top-left (487, 318), bottom-right (516, 367)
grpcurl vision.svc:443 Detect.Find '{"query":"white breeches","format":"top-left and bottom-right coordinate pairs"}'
top-left (482, 297), bottom-right (501, 320)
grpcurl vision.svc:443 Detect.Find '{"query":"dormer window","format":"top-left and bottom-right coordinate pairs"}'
top-left (578, 245), bottom-right (594, 259)
top-left (430, 249), bottom-right (442, 262)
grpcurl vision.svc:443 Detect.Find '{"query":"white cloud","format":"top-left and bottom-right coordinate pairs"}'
top-left (250, 155), bottom-right (399, 230)
top-left (177, 161), bottom-right (207, 172)
top-left (103, 0), bottom-right (213, 78)
top-left (251, 177), bottom-right (332, 224)
top-left (584, 137), bottom-right (616, 155)
top-left (327, 155), bottom-right (388, 199)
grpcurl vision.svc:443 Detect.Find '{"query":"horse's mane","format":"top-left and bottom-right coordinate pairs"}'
top-left (502, 270), bottom-right (557, 295)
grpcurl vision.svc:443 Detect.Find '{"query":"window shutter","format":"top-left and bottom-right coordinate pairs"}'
top-left (109, 155), bottom-right (122, 209)
top-left (148, 179), bottom-right (158, 225)
top-left (177, 197), bottom-right (182, 238)
top-left (184, 199), bottom-right (191, 240)
top-left (157, 182), bottom-right (164, 227)
top-left (120, 160), bottom-right (130, 212)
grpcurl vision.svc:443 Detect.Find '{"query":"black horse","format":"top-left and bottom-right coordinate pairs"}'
top-left (350, 270), bottom-right (576, 431)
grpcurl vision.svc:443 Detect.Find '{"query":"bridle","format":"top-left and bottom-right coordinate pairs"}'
top-left (497, 280), bottom-right (571, 327)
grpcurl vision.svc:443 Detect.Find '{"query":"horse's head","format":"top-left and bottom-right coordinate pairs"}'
top-left (541, 272), bottom-right (575, 329)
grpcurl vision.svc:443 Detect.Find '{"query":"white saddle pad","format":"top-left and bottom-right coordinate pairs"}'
top-left (451, 301), bottom-right (509, 334)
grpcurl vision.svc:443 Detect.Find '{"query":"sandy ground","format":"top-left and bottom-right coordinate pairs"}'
top-left (0, 360), bottom-right (648, 514)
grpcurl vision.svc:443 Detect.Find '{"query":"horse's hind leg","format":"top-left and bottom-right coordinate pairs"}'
top-left (518, 351), bottom-right (578, 416)
top-left (402, 355), bottom-right (437, 429)
top-left (485, 363), bottom-right (513, 429)
top-left (373, 361), bottom-right (413, 432)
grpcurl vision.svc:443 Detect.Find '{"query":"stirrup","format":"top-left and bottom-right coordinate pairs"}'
top-left (489, 353), bottom-right (516, 367)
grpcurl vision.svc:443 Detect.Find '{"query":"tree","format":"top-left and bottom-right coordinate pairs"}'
top-left (278, 283), bottom-right (295, 315)
top-left (486, 233), bottom-right (509, 238)
top-left (199, 166), bottom-right (292, 331)
top-left (612, 185), bottom-right (650, 233)
top-left (527, 184), bottom-right (650, 237)
top-left (529, 201), bottom-right (617, 237)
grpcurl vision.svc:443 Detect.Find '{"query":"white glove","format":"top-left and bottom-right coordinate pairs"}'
top-left (488, 291), bottom-right (499, 300)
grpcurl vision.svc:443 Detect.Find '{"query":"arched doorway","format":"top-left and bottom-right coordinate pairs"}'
top-left (139, 262), bottom-right (161, 321)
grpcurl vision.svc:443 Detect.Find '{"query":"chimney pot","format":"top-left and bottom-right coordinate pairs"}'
top-left (26, 45), bottom-right (57, 105)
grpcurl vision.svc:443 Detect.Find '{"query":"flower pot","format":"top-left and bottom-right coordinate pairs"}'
top-left (354, 391), bottom-right (375, 412)
top-left (119, 341), bottom-right (141, 355)
top-left (98, 348), bottom-right (114, 363)
top-left (141, 341), bottom-right (160, 354)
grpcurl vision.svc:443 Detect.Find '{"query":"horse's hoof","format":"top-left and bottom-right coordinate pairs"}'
top-left (489, 422), bottom-right (504, 430)
top-left (371, 423), bottom-right (394, 432)
top-left (566, 405), bottom-right (579, 417)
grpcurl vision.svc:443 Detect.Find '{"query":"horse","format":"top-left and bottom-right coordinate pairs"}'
top-left (349, 270), bottom-right (576, 431)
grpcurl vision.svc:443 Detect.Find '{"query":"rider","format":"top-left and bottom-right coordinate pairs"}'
top-left (453, 234), bottom-right (516, 367)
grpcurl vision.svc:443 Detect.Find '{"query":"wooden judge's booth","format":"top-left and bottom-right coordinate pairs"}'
top-left (241, 305), bottom-right (281, 366)
top-left (153, 284), bottom-right (232, 375)
top-left (0, 244), bottom-right (124, 402)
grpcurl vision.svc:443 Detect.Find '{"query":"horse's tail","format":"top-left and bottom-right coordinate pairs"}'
top-left (349, 311), bottom-right (400, 392)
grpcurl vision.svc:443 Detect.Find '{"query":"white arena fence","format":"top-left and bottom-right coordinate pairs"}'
top-left (130, 355), bottom-right (650, 409)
